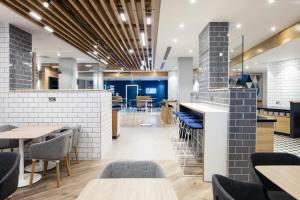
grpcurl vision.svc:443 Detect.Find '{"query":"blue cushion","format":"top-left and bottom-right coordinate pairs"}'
top-left (186, 122), bottom-right (203, 129)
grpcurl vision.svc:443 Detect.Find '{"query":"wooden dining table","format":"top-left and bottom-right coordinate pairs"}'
top-left (0, 125), bottom-right (63, 187)
top-left (255, 165), bottom-right (300, 199)
top-left (77, 178), bottom-right (178, 200)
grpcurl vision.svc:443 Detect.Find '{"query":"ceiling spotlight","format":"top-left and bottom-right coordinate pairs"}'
top-left (29, 11), bottom-right (42, 21)
top-left (189, 49), bottom-right (193, 53)
top-left (93, 45), bottom-right (98, 49)
top-left (100, 59), bottom-right (108, 65)
top-left (270, 26), bottom-right (277, 32)
top-left (179, 23), bottom-right (185, 29)
top-left (236, 23), bottom-right (242, 29)
top-left (147, 17), bottom-right (151, 25)
top-left (268, 0), bottom-right (275, 4)
top-left (107, 56), bottom-right (110, 60)
top-left (44, 26), bottom-right (53, 33)
top-left (128, 49), bottom-right (134, 54)
top-left (57, 52), bottom-right (61, 57)
top-left (173, 38), bottom-right (178, 43)
top-left (93, 51), bottom-right (98, 55)
top-left (190, 0), bottom-right (196, 4)
top-left (219, 52), bottom-right (223, 57)
top-left (42, 1), bottom-right (49, 8)
top-left (120, 12), bottom-right (126, 22)
top-left (149, 57), bottom-right (152, 61)
top-left (141, 32), bottom-right (146, 46)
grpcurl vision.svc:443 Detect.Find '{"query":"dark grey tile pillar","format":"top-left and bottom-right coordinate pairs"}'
top-left (9, 24), bottom-right (32, 90)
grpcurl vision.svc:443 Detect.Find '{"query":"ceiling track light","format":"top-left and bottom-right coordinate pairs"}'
top-left (29, 11), bottom-right (42, 21)
top-left (120, 12), bottom-right (126, 22)
top-left (44, 26), bottom-right (53, 33)
top-left (141, 32), bottom-right (146, 47)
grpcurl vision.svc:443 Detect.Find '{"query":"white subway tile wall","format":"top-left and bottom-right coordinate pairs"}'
top-left (267, 58), bottom-right (300, 109)
top-left (0, 90), bottom-right (112, 160)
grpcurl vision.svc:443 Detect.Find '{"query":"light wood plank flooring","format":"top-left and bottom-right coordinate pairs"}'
top-left (14, 160), bottom-right (213, 200)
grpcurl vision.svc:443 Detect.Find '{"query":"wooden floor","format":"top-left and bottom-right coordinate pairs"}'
top-left (14, 160), bottom-right (213, 200)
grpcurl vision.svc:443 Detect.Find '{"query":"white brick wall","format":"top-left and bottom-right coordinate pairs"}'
top-left (267, 58), bottom-right (300, 109)
top-left (0, 90), bottom-right (112, 160)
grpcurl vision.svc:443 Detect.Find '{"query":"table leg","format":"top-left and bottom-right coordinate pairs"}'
top-left (18, 139), bottom-right (42, 188)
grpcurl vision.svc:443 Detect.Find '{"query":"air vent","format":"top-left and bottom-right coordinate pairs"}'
top-left (163, 46), bottom-right (172, 60)
top-left (160, 62), bottom-right (165, 69)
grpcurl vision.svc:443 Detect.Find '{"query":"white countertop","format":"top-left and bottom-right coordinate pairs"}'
top-left (180, 103), bottom-right (228, 113)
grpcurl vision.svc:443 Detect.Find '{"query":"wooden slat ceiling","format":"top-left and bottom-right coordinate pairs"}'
top-left (1, 0), bottom-right (160, 71)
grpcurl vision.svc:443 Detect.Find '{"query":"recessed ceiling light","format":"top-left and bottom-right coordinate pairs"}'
top-left (173, 38), bottom-right (178, 43)
top-left (128, 49), bottom-right (134, 54)
top-left (236, 23), bottom-right (242, 29)
top-left (42, 2), bottom-right (49, 8)
top-left (44, 26), bottom-right (53, 33)
top-left (141, 32), bottom-right (146, 46)
top-left (29, 11), bottom-right (42, 21)
top-left (57, 52), bottom-right (61, 57)
top-left (270, 26), bottom-right (277, 32)
top-left (107, 56), bottom-right (110, 60)
top-left (189, 49), bottom-right (193, 53)
top-left (93, 51), bottom-right (98, 55)
top-left (120, 13), bottom-right (126, 22)
top-left (190, 0), bottom-right (196, 4)
top-left (94, 45), bottom-right (97, 49)
top-left (147, 17), bottom-right (151, 25)
top-left (219, 52), bottom-right (223, 57)
top-left (179, 23), bottom-right (184, 29)
top-left (85, 64), bottom-right (92, 67)
top-left (268, 0), bottom-right (275, 4)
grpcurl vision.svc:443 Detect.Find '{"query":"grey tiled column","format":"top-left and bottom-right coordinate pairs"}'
top-left (228, 88), bottom-right (257, 181)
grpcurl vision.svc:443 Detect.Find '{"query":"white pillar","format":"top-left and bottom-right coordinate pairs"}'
top-left (58, 58), bottom-right (78, 89)
top-left (168, 71), bottom-right (177, 100)
top-left (93, 71), bottom-right (104, 90)
top-left (177, 57), bottom-right (193, 103)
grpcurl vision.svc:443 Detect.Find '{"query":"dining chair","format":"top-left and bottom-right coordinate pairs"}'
top-left (249, 152), bottom-right (300, 200)
top-left (0, 152), bottom-right (20, 200)
top-left (70, 125), bottom-right (81, 164)
top-left (29, 129), bottom-right (73, 188)
top-left (0, 125), bottom-right (19, 151)
top-left (212, 174), bottom-right (268, 200)
top-left (99, 161), bottom-right (166, 178)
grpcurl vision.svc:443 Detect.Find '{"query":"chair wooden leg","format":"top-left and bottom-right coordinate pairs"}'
top-left (7, 195), bottom-right (13, 200)
top-left (64, 156), bottom-right (71, 176)
top-left (43, 160), bottom-right (48, 176)
top-left (55, 161), bottom-right (60, 188)
top-left (29, 159), bottom-right (36, 188)
top-left (74, 146), bottom-right (79, 164)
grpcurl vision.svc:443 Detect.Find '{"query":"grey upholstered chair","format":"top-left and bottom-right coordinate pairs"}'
top-left (0, 125), bottom-right (18, 151)
top-left (212, 174), bottom-right (268, 200)
top-left (0, 152), bottom-right (20, 200)
top-left (249, 152), bottom-right (299, 200)
top-left (70, 125), bottom-right (81, 164)
top-left (29, 129), bottom-right (73, 188)
top-left (99, 161), bottom-right (166, 178)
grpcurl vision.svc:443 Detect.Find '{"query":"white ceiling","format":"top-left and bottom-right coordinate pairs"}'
top-left (155, 0), bottom-right (300, 70)
top-left (0, 4), bottom-right (97, 64)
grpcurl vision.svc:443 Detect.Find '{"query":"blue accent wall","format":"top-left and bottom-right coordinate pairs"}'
top-left (104, 80), bottom-right (168, 102)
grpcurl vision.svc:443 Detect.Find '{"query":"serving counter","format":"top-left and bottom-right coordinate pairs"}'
top-left (180, 103), bottom-right (228, 181)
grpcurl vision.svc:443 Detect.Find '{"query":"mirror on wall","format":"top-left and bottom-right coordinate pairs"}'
top-left (229, 36), bottom-right (244, 88)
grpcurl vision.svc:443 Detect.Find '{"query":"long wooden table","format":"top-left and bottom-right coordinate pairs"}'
top-left (0, 125), bottom-right (63, 187)
top-left (255, 165), bottom-right (300, 199)
top-left (77, 178), bottom-right (178, 200)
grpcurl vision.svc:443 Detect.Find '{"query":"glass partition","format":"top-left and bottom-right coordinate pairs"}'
top-left (229, 35), bottom-right (244, 88)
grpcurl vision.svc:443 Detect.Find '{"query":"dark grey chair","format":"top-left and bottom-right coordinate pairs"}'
top-left (99, 161), bottom-right (166, 178)
top-left (29, 129), bottom-right (73, 188)
top-left (249, 152), bottom-right (300, 200)
top-left (0, 152), bottom-right (20, 200)
top-left (0, 125), bottom-right (18, 151)
top-left (212, 174), bottom-right (268, 200)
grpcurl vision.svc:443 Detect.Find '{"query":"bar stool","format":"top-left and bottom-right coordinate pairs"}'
top-left (181, 120), bottom-right (203, 176)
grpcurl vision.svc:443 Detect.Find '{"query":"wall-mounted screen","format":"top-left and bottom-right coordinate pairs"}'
top-left (146, 88), bottom-right (157, 94)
